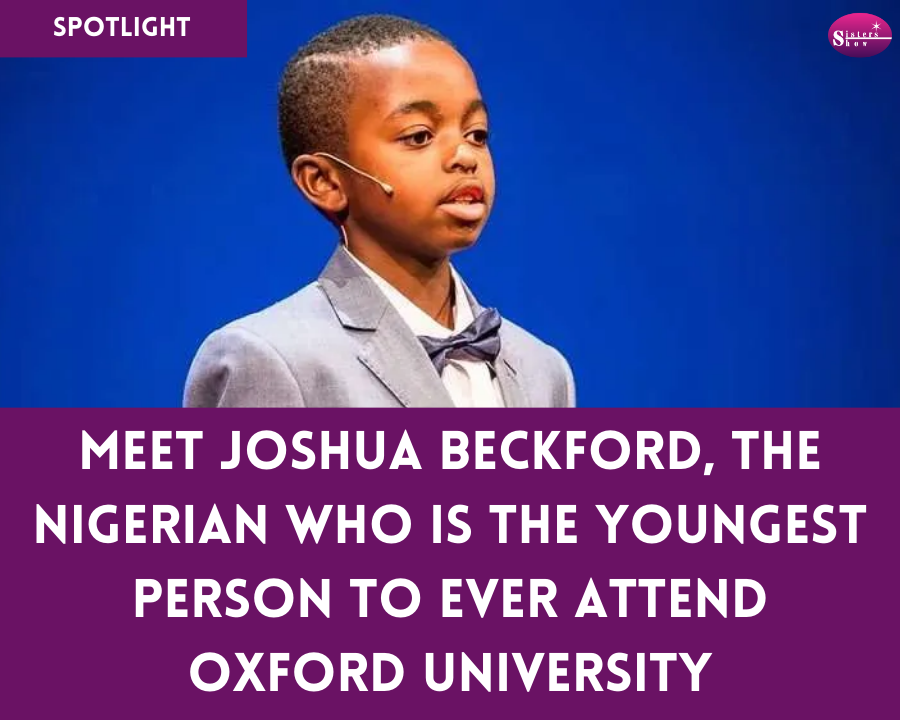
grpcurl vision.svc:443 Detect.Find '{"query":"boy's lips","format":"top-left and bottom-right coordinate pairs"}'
top-left (439, 180), bottom-right (487, 222)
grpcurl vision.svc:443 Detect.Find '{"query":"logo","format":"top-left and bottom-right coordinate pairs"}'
top-left (830, 13), bottom-right (891, 57)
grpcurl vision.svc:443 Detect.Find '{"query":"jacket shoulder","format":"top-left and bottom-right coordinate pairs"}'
top-left (183, 281), bottom-right (344, 407)
top-left (223, 281), bottom-right (334, 341)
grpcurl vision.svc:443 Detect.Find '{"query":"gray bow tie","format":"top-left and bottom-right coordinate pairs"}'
top-left (418, 307), bottom-right (502, 374)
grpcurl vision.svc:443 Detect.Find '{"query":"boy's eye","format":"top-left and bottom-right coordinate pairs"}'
top-left (468, 129), bottom-right (490, 146)
top-left (401, 130), bottom-right (433, 147)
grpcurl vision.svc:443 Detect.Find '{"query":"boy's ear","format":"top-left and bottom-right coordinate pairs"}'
top-left (290, 155), bottom-right (349, 217)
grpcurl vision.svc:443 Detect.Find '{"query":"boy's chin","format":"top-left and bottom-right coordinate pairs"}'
top-left (434, 226), bottom-right (482, 255)
top-left (388, 223), bottom-right (484, 263)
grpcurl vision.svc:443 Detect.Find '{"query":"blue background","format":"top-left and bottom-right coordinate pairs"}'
top-left (0, 0), bottom-right (897, 407)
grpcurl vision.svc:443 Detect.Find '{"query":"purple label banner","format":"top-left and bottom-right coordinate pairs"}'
top-left (2, 408), bottom-right (896, 717)
top-left (0, 1), bottom-right (246, 57)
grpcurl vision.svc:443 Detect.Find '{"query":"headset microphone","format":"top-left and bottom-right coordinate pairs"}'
top-left (312, 152), bottom-right (395, 196)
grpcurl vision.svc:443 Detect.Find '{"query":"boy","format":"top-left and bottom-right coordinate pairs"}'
top-left (183, 14), bottom-right (574, 408)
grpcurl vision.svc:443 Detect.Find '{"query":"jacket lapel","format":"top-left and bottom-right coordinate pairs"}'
top-left (317, 246), bottom-right (454, 407)
top-left (493, 355), bottom-right (528, 408)
top-left (357, 311), bottom-right (456, 407)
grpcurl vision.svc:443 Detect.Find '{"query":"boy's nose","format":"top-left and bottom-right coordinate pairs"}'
top-left (446, 142), bottom-right (478, 172)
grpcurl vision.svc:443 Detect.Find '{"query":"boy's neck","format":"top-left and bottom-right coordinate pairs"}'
top-left (345, 237), bottom-right (455, 330)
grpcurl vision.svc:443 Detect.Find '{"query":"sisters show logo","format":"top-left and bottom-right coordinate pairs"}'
top-left (830, 13), bottom-right (891, 57)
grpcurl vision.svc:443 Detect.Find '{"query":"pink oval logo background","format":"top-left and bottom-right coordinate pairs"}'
top-left (830, 13), bottom-right (891, 57)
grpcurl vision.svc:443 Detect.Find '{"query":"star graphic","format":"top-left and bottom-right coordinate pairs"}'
top-left (872, 21), bottom-right (881, 31)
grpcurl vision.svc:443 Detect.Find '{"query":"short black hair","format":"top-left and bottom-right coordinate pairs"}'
top-left (277, 14), bottom-right (454, 172)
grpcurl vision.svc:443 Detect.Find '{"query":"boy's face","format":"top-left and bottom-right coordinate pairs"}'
top-left (343, 40), bottom-right (494, 261)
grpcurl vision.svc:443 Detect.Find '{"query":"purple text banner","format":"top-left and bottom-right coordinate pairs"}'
top-left (2, 408), bottom-right (896, 718)
top-left (0, 1), bottom-right (246, 58)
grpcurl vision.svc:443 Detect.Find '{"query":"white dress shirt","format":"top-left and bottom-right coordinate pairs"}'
top-left (346, 249), bottom-right (505, 407)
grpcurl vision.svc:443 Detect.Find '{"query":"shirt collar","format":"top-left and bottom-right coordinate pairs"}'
top-left (344, 246), bottom-right (473, 339)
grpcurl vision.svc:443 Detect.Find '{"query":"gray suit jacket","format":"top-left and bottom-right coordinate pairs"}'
top-left (183, 246), bottom-right (575, 408)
